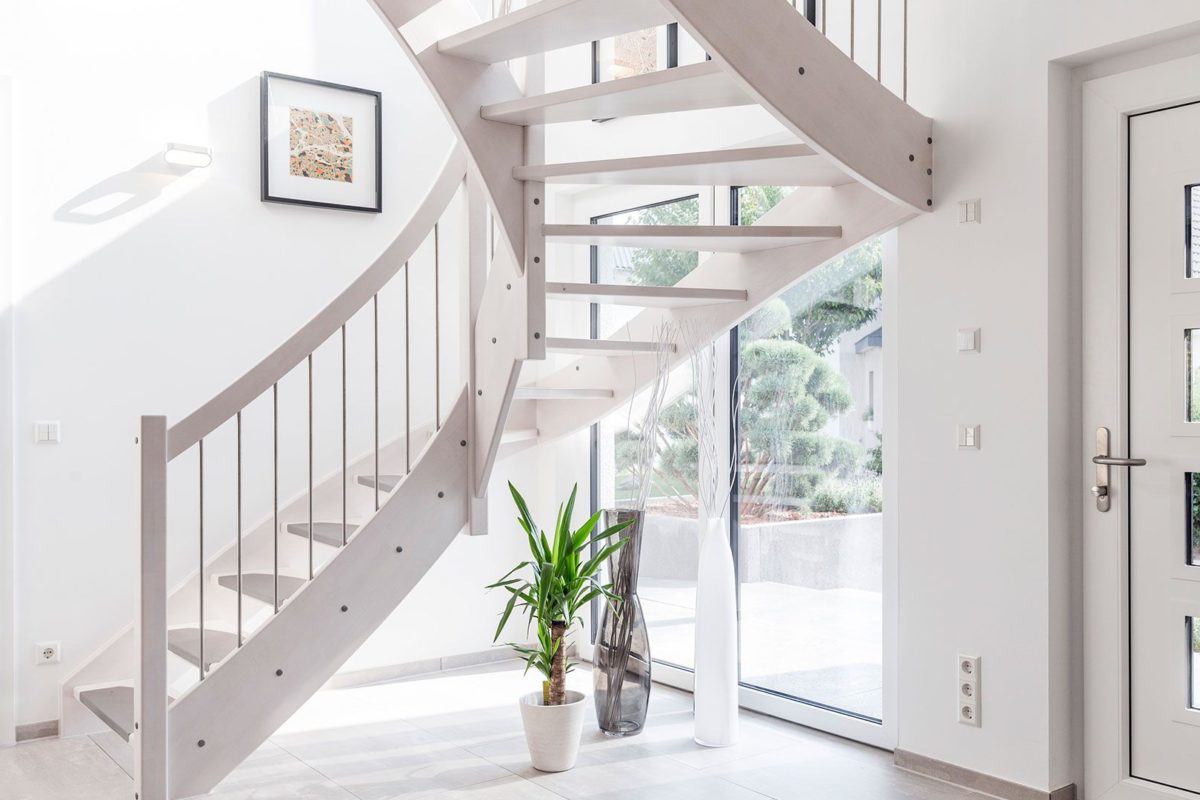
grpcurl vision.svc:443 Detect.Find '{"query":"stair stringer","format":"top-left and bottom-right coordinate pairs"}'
top-left (162, 389), bottom-right (470, 800)
top-left (660, 0), bottom-right (934, 213)
top-left (526, 182), bottom-right (914, 441)
top-left (366, 0), bottom-right (528, 275)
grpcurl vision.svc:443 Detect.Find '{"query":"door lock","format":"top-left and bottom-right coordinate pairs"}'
top-left (1091, 427), bottom-right (1147, 512)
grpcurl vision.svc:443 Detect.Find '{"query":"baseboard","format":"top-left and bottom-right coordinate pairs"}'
top-left (894, 750), bottom-right (1076, 800)
top-left (15, 719), bottom-right (58, 742)
top-left (324, 646), bottom-right (522, 690)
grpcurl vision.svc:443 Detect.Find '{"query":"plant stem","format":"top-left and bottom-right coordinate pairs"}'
top-left (550, 621), bottom-right (567, 705)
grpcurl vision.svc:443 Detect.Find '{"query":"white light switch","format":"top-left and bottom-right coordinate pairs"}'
top-left (958, 198), bottom-right (981, 224)
top-left (957, 328), bottom-right (981, 353)
top-left (958, 425), bottom-right (981, 449)
top-left (34, 421), bottom-right (61, 444)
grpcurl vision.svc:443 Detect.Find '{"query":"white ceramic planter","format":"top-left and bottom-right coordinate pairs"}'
top-left (693, 517), bottom-right (740, 747)
top-left (518, 690), bottom-right (587, 772)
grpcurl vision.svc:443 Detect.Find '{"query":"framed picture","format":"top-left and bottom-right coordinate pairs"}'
top-left (260, 71), bottom-right (382, 213)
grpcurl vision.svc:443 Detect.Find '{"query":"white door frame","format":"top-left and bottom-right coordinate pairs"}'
top-left (1082, 51), bottom-right (1200, 800)
top-left (0, 75), bottom-right (15, 749)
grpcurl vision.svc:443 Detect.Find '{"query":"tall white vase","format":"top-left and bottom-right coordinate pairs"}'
top-left (693, 517), bottom-right (739, 747)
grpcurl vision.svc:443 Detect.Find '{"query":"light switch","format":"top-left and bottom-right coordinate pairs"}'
top-left (958, 199), bottom-right (981, 224)
top-left (34, 421), bottom-right (61, 444)
top-left (958, 424), bottom-right (981, 449)
top-left (957, 328), bottom-right (981, 353)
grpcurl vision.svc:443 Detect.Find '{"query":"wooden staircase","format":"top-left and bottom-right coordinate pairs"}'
top-left (63, 1), bottom-right (934, 797)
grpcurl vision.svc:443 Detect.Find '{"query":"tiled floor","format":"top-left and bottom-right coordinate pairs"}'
top-left (2, 660), bottom-right (988, 800)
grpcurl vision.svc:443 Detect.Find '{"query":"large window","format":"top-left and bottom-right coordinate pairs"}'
top-left (732, 187), bottom-right (884, 722)
top-left (589, 187), bottom-right (887, 726)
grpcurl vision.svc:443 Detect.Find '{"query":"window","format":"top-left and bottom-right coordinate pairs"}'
top-left (1188, 184), bottom-right (1200, 278)
top-left (732, 186), bottom-right (885, 721)
top-left (590, 196), bottom-right (701, 668)
top-left (592, 24), bottom-right (678, 85)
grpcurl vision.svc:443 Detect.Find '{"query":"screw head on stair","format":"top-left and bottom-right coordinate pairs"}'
top-left (492, 337), bottom-right (497, 344)
top-left (797, 66), bottom-right (805, 75)
top-left (437, 491), bottom-right (445, 498)
top-left (927, 199), bottom-right (933, 206)
top-left (533, 198), bottom-right (540, 205)
top-left (276, 669), bottom-right (283, 677)
top-left (506, 283), bottom-right (512, 290)
top-left (460, 440), bottom-right (467, 447)
top-left (341, 605), bottom-right (348, 612)
top-left (928, 136), bottom-right (933, 144)
top-left (927, 168), bottom-right (933, 176)
top-left (198, 739), bottom-right (206, 748)
top-left (396, 545), bottom-right (404, 553)
top-left (477, 390), bottom-right (483, 396)
top-left (533, 256), bottom-right (540, 264)
top-left (534, 332), bottom-right (541, 339)
top-left (908, 154), bottom-right (915, 162)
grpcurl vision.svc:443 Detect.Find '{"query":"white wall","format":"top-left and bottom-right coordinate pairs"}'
top-left (1, 0), bottom-right (471, 727)
top-left (1, 73), bottom-right (16, 745)
top-left (898, 1), bottom-right (1200, 791)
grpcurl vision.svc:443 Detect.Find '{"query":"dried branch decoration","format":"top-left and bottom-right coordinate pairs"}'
top-left (682, 321), bottom-right (737, 522)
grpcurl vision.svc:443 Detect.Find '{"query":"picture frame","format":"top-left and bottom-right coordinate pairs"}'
top-left (260, 71), bottom-right (382, 213)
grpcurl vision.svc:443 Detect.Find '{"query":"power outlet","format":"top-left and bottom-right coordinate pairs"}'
top-left (36, 641), bottom-right (61, 665)
top-left (958, 654), bottom-right (980, 726)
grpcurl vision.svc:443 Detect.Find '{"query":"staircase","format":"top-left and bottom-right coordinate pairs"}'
top-left (62, 1), bottom-right (933, 797)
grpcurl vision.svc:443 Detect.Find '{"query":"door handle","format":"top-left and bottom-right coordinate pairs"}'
top-left (1091, 427), bottom-right (1147, 512)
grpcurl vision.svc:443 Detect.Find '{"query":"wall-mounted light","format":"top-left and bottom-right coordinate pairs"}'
top-left (164, 143), bottom-right (212, 168)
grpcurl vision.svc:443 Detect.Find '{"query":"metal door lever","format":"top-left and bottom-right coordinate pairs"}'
top-left (1091, 427), bottom-right (1147, 512)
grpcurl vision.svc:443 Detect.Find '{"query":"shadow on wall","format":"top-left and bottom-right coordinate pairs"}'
top-left (54, 157), bottom-right (199, 224)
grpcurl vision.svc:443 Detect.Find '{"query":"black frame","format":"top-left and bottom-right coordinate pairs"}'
top-left (1187, 183), bottom-right (1199, 278)
top-left (260, 71), bottom-right (383, 214)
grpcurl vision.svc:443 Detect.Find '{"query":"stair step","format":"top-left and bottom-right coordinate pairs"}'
top-left (168, 628), bottom-right (239, 671)
top-left (514, 387), bottom-right (614, 401)
top-left (514, 144), bottom-right (851, 187)
top-left (77, 686), bottom-right (135, 741)
top-left (546, 282), bottom-right (747, 308)
top-left (545, 337), bottom-right (675, 356)
top-left (545, 224), bottom-right (840, 252)
top-left (284, 521), bottom-right (357, 547)
top-left (357, 474), bottom-right (402, 493)
top-left (439, 0), bottom-right (672, 64)
top-left (481, 61), bottom-right (751, 126)
top-left (216, 573), bottom-right (306, 605)
top-left (501, 428), bottom-right (540, 445)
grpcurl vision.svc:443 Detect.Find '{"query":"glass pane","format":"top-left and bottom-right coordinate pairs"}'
top-left (595, 28), bottom-right (664, 83)
top-left (593, 196), bottom-right (700, 339)
top-left (733, 186), bottom-right (884, 721)
top-left (1190, 474), bottom-right (1200, 566)
top-left (595, 363), bottom-right (697, 669)
top-left (1188, 184), bottom-right (1200, 278)
top-left (1191, 618), bottom-right (1200, 709)
top-left (1188, 329), bottom-right (1200, 423)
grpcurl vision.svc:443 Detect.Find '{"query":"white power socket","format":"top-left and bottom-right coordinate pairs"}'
top-left (35, 641), bottom-right (61, 665)
top-left (958, 654), bottom-right (980, 726)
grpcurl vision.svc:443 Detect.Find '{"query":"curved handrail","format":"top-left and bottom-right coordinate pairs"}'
top-left (167, 146), bottom-right (468, 460)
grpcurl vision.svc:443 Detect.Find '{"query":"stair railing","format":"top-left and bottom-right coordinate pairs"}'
top-left (134, 147), bottom-right (467, 800)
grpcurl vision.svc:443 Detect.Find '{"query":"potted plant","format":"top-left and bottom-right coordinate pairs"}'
top-left (488, 482), bottom-right (631, 772)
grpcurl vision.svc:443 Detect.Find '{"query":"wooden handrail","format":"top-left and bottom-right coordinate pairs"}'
top-left (167, 147), bottom-right (468, 461)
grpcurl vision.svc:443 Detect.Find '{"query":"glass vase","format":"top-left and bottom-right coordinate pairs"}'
top-left (593, 508), bottom-right (652, 737)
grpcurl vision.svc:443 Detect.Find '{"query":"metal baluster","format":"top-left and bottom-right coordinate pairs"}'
top-left (198, 439), bottom-right (205, 680)
top-left (405, 261), bottom-right (411, 474)
top-left (373, 294), bottom-right (380, 512)
top-left (307, 353), bottom-right (314, 580)
top-left (875, 0), bottom-right (882, 81)
top-left (236, 411), bottom-right (242, 647)
top-left (902, 0), bottom-right (908, 101)
top-left (821, 0), bottom-right (826, 34)
top-left (342, 324), bottom-right (347, 546)
top-left (850, 0), bottom-right (856, 62)
top-left (434, 223), bottom-right (441, 432)
top-left (273, 383), bottom-right (279, 613)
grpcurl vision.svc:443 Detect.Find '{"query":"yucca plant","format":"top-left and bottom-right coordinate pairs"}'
top-left (489, 482), bottom-right (632, 705)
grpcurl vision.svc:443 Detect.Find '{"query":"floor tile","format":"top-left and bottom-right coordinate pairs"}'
top-left (0, 735), bottom-right (132, 800)
top-left (204, 741), bottom-right (358, 800)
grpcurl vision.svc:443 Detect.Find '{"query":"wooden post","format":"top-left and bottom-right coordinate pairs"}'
top-left (136, 416), bottom-right (168, 800)
top-left (466, 176), bottom-right (490, 535)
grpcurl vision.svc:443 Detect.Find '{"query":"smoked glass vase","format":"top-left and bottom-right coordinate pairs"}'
top-left (593, 508), bottom-right (652, 737)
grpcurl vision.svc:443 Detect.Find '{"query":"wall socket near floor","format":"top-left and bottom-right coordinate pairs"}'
top-left (958, 654), bottom-right (981, 726)
top-left (35, 641), bottom-right (60, 665)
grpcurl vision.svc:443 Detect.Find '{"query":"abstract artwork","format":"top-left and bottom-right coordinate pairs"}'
top-left (289, 108), bottom-right (354, 183)
top-left (261, 72), bottom-right (381, 212)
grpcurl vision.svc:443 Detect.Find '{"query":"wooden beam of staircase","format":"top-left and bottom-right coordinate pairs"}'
top-left (545, 224), bottom-right (840, 252)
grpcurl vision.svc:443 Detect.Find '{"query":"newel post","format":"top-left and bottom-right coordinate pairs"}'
top-left (136, 416), bottom-right (168, 800)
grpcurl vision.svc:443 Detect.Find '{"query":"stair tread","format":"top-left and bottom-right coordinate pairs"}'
top-left (439, 0), bottom-right (672, 64)
top-left (501, 428), bottom-right (539, 445)
top-left (78, 686), bottom-right (135, 742)
top-left (481, 61), bottom-right (751, 126)
top-left (546, 282), bottom-right (747, 308)
top-left (514, 387), bottom-right (614, 400)
top-left (545, 224), bottom-right (841, 253)
top-left (284, 521), bottom-right (358, 547)
top-left (216, 573), bottom-right (306, 605)
top-left (545, 337), bottom-right (675, 355)
top-left (357, 474), bottom-right (402, 493)
top-left (168, 628), bottom-right (239, 671)
top-left (515, 144), bottom-right (852, 187)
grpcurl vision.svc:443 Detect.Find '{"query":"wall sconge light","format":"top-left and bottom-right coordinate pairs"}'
top-left (164, 143), bottom-right (213, 168)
